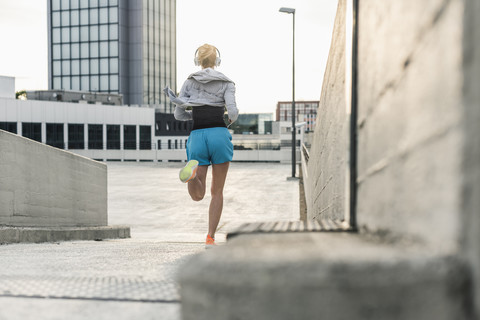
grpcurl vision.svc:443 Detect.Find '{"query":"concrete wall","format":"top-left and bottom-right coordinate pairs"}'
top-left (306, 0), bottom-right (347, 221)
top-left (356, 0), bottom-right (464, 250)
top-left (462, 0), bottom-right (480, 315)
top-left (303, 0), bottom-right (480, 314)
top-left (308, 0), bottom-right (480, 310)
top-left (0, 130), bottom-right (107, 227)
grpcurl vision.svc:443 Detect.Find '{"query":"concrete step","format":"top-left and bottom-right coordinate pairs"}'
top-left (179, 232), bottom-right (471, 320)
top-left (0, 225), bottom-right (130, 244)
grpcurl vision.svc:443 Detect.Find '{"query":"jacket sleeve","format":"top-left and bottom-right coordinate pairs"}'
top-left (174, 106), bottom-right (192, 121)
top-left (172, 81), bottom-right (193, 121)
top-left (225, 82), bottom-right (238, 122)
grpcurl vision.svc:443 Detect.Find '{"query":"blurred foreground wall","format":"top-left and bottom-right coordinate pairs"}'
top-left (306, 0), bottom-right (480, 315)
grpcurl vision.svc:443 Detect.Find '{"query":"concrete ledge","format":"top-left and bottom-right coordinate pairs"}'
top-left (179, 233), bottom-right (471, 320)
top-left (0, 226), bottom-right (130, 244)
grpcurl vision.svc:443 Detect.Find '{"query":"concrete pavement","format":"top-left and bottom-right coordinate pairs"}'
top-left (0, 162), bottom-right (299, 320)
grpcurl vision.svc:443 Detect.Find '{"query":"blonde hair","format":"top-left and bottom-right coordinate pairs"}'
top-left (196, 44), bottom-right (218, 68)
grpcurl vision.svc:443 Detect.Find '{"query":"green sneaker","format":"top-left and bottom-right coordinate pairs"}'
top-left (179, 160), bottom-right (199, 183)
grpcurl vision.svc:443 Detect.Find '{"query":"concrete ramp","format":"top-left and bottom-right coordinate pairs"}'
top-left (0, 130), bottom-right (129, 242)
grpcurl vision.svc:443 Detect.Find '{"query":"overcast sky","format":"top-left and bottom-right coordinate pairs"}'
top-left (0, 0), bottom-right (337, 114)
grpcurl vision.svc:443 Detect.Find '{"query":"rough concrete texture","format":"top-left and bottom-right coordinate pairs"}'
top-left (107, 162), bottom-right (299, 242)
top-left (0, 226), bottom-right (130, 244)
top-left (306, 0), bottom-right (347, 221)
top-left (462, 0), bottom-right (480, 316)
top-left (0, 130), bottom-right (107, 227)
top-left (0, 162), bottom-right (299, 320)
top-left (356, 0), bottom-right (464, 249)
top-left (180, 233), bottom-right (471, 320)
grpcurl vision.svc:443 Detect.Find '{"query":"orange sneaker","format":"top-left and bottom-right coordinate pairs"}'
top-left (205, 235), bottom-right (216, 249)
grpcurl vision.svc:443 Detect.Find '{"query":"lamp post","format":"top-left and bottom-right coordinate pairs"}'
top-left (279, 7), bottom-right (296, 179)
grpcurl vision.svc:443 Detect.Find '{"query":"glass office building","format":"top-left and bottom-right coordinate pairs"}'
top-left (47, 0), bottom-right (176, 111)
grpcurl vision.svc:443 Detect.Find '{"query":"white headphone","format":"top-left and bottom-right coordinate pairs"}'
top-left (194, 47), bottom-right (221, 67)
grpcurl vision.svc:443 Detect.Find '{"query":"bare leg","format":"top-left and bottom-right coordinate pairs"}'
top-left (188, 165), bottom-right (208, 201)
top-left (208, 162), bottom-right (230, 238)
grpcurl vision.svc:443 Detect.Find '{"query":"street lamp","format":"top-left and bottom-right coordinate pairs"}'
top-left (279, 7), bottom-right (296, 179)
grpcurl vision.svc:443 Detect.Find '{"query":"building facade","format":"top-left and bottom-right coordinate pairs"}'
top-left (229, 113), bottom-right (274, 135)
top-left (47, 0), bottom-right (176, 110)
top-left (276, 100), bottom-right (319, 133)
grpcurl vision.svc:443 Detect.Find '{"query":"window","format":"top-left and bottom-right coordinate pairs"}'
top-left (99, 25), bottom-right (108, 41)
top-left (46, 123), bottom-right (64, 149)
top-left (81, 43), bottom-right (89, 58)
top-left (100, 75), bottom-right (108, 90)
top-left (88, 124), bottom-right (103, 149)
top-left (109, 24), bottom-right (118, 39)
top-left (100, 42), bottom-right (108, 57)
top-left (123, 125), bottom-right (136, 150)
top-left (109, 58), bottom-right (118, 73)
top-left (62, 76), bottom-right (71, 89)
top-left (62, 43), bottom-right (70, 59)
top-left (90, 9), bottom-right (99, 24)
top-left (68, 124), bottom-right (84, 149)
top-left (62, 60), bottom-right (70, 75)
top-left (60, 0), bottom-right (69, 10)
top-left (61, 27), bottom-right (71, 43)
top-left (81, 75), bottom-right (89, 90)
top-left (71, 26), bottom-right (79, 42)
top-left (99, 8), bottom-right (108, 24)
top-left (52, 12), bottom-right (60, 27)
top-left (53, 44), bottom-right (61, 59)
top-left (72, 60), bottom-right (80, 75)
top-left (110, 75), bottom-right (118, 91)
top-left (157, 140), bottom-right (161, 150)
top-left (22, 123), bottom-right (41, 142)
top-left (107, 125), bottom-right (120, 149)
top-left (80, 26), bottom-right (89, 41)
top-left (139, 126), bottom-right (151, 150)
top-left (100, 57), bottom-right (108, 73)
top-left (0, 122), bottom-right (17, 134)
top-left (91, 75), bottom-right (99, 90)
top-left (72, 76), bottom-right (80, 90)
top-left (52, 0), bottom-right (60, 11)
top-left (90, 25), bottom-right (99, 42)
top-left (109, 41), bottom-right (118, 56)
top-left (90, 42), bottom-right (99, 58)
top-left (53, 61), bottom-right (61, 75)
top-left (109, 7), bottom-right (118, 23)
top-left (52, 28), bottom-right (61, 43)
top-left (71, 43), bottom-right (80, 59)
top-left (81, 59), bottom-right (89, 73)
top-left (61, 11), bottom-right (70, 25)
top-left (80, 9), bottom-right (89, 25)
top-left (53, 77), bottom-right (61, 89)
top-left (71, 11), bottom-right (79, 26)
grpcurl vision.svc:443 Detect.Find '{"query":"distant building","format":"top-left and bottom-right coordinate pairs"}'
top-left (0, 76), bottom-right (15, 99)
top-left (47, 0), bottom-right (176, 111)
top-left (276, 101), bottom-right (318, 133)
top-left (26, 89), bottom-right (123, 105)
top-left (229, 113), bottom-right (274, 135)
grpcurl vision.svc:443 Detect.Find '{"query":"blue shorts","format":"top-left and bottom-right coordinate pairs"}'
top-left (186, 127), bottom-right (233, 166)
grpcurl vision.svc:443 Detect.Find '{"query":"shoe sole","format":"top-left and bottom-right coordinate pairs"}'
top-left (179, 160), bottom-right (199, 183)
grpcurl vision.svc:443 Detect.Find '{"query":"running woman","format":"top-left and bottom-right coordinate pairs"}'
top-left (163, 44), bottom-right (238, 248)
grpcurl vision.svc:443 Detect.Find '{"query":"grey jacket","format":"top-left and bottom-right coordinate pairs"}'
top-left (163, 68), bottom-right (239, 122)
